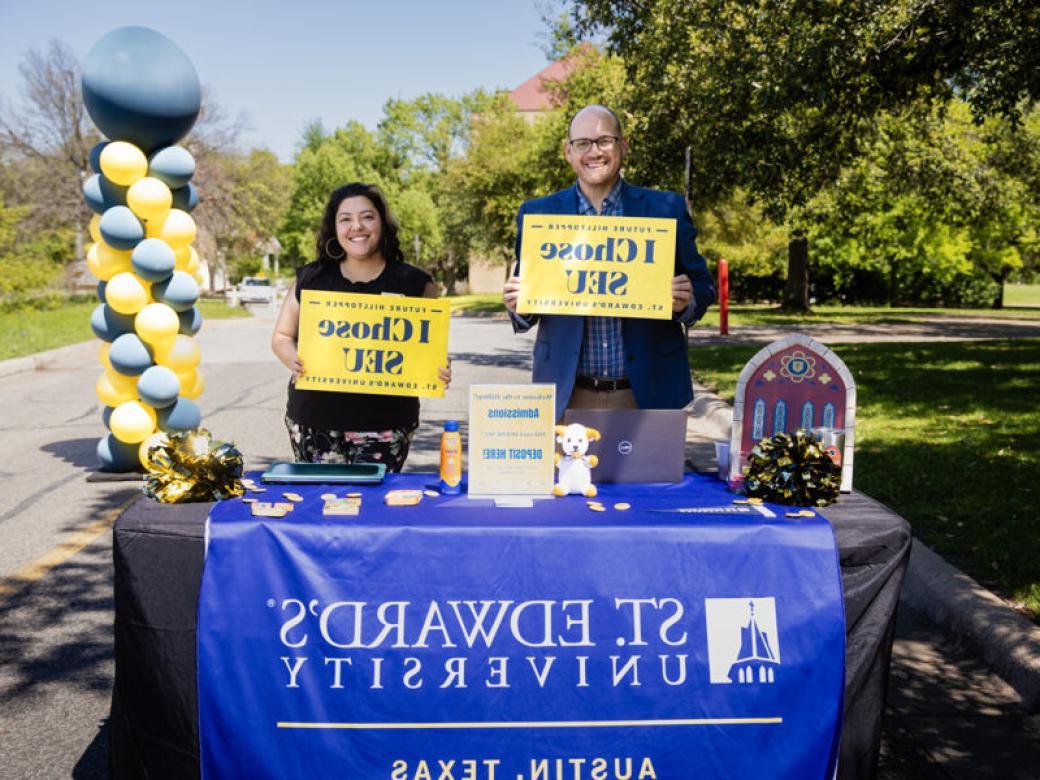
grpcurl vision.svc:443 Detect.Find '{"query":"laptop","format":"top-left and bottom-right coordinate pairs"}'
top-left (561, 408), bottom-right (688, 483)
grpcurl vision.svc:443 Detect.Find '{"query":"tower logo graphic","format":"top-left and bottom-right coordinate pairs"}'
top-left (704, 597), bottom-right (780, 685)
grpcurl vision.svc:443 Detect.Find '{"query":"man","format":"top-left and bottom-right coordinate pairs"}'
top-left (503, 104), bottom-right (715, 420)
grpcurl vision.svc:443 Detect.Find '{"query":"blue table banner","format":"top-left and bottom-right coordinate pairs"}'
top-left (198, 473), bottom-right (845, 779)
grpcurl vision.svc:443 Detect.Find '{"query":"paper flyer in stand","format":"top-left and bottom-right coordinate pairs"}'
top-left (467, 384), bottom-right (555, 497)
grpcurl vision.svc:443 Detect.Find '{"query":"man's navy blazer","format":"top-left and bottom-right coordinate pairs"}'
top-left (510, 182), bottom-right (715, 419)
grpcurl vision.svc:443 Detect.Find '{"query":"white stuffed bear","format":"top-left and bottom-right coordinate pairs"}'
top-left (553, 423), bottom-right (601, 497)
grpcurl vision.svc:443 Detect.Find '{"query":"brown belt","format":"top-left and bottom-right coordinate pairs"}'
top-left (575, 376), bottom-right (632, 392)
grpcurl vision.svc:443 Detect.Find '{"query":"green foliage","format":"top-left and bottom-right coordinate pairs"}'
top-left (695, 193), bottom-right (789, 301)
top-left (572, 0), bottom-right (1040, 218)
top-left (805, 101), bottom-right (1040, 305)
top-left (0, 193), bottom-right (70, 296)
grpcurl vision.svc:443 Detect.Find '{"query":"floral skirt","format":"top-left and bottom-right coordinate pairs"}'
top-left (284, 416), bottom-right (413, 473)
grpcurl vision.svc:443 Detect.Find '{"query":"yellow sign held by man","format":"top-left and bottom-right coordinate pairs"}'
top-left (296, 290), bottom-right (449, 398)
top-left (517, 215), bottom-right (676, 319)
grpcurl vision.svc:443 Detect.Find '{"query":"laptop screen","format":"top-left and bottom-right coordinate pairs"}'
top-left (561, 409), bottom-right (688, 483)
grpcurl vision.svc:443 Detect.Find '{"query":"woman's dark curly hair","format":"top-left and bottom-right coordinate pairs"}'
top-left (315, 182), bottom-right (404, 264)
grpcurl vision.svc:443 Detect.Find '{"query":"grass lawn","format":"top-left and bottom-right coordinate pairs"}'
top-left (446, 294), bottom-right (506, 314)
top-left (1004, 284), bottom-right (1040, 308)
top-left (689, 338), bottom-right (1040, 616)
top-left (0, 298), bottom-right (251, 362)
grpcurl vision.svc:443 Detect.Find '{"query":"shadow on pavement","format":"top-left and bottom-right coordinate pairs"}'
top-left (451, 349), bottom-right (531, 370)
top-left (878, 609), bottom-right (1038, 779)
top-left (42, 437), bottom-right (100, 470)
top-left (72, 718), bottom-right (109, 779)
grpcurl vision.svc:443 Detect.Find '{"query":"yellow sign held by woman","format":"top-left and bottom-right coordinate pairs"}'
top-left (296, 290), bottom-right (449, 398)
top-left (517, 215), bottom-right (676, 319)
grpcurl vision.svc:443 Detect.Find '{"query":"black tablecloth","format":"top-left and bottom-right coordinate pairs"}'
top-left (110, 490), bottom-right (910, 780)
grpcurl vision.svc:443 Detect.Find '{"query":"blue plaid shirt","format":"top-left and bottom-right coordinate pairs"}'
top-left (576, 179), bottom-right (627, 379)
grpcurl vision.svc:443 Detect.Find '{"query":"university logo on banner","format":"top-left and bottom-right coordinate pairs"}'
top-left (705, 597), bottom-right (781, 685)
top-left (517, 215), bottom-right (676, 319)
top-left (296, 290), bottom-right (449, 398)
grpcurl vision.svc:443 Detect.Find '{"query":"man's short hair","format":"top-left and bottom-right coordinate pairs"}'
top-left (568, 104), bottom-right (624, 138)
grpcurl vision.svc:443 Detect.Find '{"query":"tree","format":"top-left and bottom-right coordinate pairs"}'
top-left (377, 91), bottom-right (499, 290)
top-left (806, 100), bottom-right (1040, 306)
top-left (568, 0), bottom-right (1040, 309)
top-left (0, 40), bottom-right (100, 258)
top-left (200, 147), bottom-right (293, 284)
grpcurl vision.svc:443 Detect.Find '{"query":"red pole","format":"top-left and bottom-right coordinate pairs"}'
top-left (718, 257), bottom-right (729, 336)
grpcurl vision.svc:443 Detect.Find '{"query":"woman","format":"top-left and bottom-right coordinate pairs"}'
top-left (272, 182), bottom-right (450, 471)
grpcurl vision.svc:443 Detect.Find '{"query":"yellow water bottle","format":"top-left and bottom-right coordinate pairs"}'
top-left (439, 420), bottom-right (462, 494)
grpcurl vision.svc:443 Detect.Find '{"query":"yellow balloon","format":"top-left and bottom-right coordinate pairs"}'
top-left (87, 242), bottom-right (133, 281)
top-left (110, 400), bottom-right (157, 444)
top-left (89, 214), bottom-right (102, 243)
top-left (99, 141), bottom-right (148, 186)
top-left (173, 245), bottom-right (200, 273)
top-left (96, 369), bottom-right (137, 407)
top-left (86, 244), bottom-right (104, 279)
top-left (177, 368), bottom-right (204, 399)
top-left (146, 208), bottom-right (196, 248)
top-left (127, 176), bottom-right (173, 223)
top-left (99, 342), bottom-right (112, 370)
top-left (189, 371), bottom-right (205, 399)
top-left (99, 242), bottom-right (133, 271)
top-left (155, 334), bottom-right (201, 373)
top-left (106, 272), bottom-right (150, 315)
top-left (138, 431), bottom-right (169, 470)
top-left (135, 302), bottom-right (180, 346)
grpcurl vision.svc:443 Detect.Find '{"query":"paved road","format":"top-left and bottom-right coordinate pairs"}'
top-left (0, 310), bottom-right (1035, 777)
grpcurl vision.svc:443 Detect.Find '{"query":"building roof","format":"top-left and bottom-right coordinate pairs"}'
top-left (509, 46), bottom-right (592, 111)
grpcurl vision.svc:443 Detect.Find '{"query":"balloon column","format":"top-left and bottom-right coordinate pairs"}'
top-left (81, 27), bottom-right (206, 472)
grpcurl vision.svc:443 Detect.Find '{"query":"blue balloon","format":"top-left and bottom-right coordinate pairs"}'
top-left (102, 405), bottom-right (115, 429)
top-left (149, 146), bottom-right (195, 188)
top-left (97, 433), bottom-right (141, 472)
top-left (170, 182), bottom-right (199, 212)
top-left (81, 27), bottom-right (201, 151)
top-left (89, 141), bottom-right (108, 174)
top-left (138, 365), bottom-right (181, 408)
top-left (156, 396), bottom-right (200, 432)
top-left (99, 206), bottom-right (144, 250)
top-left (131, 238), bottom-right (176, 282)
top-left (97, 280), bottom-right (108, 302)
top-left (83, 173), bottom-right (127, 214)
top-left (109, 332), bottom-right (154, 376)
top-left (91, 303), bottom-right (136, 342)
top-left (178, 306), bottom-right (203, 336)
top-left (152, 270), bottom-right (199, 311)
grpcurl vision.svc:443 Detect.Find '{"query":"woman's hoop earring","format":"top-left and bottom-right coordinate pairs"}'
top-left (325, 237), bottom-right (345, 259)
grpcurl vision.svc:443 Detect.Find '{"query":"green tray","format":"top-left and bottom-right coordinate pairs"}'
top-left (261, 462), bottom-right (387, 484)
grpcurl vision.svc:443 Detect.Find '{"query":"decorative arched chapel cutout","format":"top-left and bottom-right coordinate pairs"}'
top-left (728, 333), bottom-right (856, 492)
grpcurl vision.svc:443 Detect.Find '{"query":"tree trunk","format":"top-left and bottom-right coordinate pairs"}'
top-left (782, 233), bottom-right (810, 311)
top-left (993, 267), bottom-right (1007, 309)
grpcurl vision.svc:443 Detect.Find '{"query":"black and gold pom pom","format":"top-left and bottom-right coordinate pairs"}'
top-left (743, 430), bottom-right (841, 507)
top-left (143, 429), bottom-right (245, 503)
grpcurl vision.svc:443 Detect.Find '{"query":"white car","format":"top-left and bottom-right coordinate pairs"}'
top-left (233, 277), bottom-right (276, 305)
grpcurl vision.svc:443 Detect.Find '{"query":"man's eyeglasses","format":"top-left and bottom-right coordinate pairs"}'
top-left (568, 135), bottom-right (620, 153)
